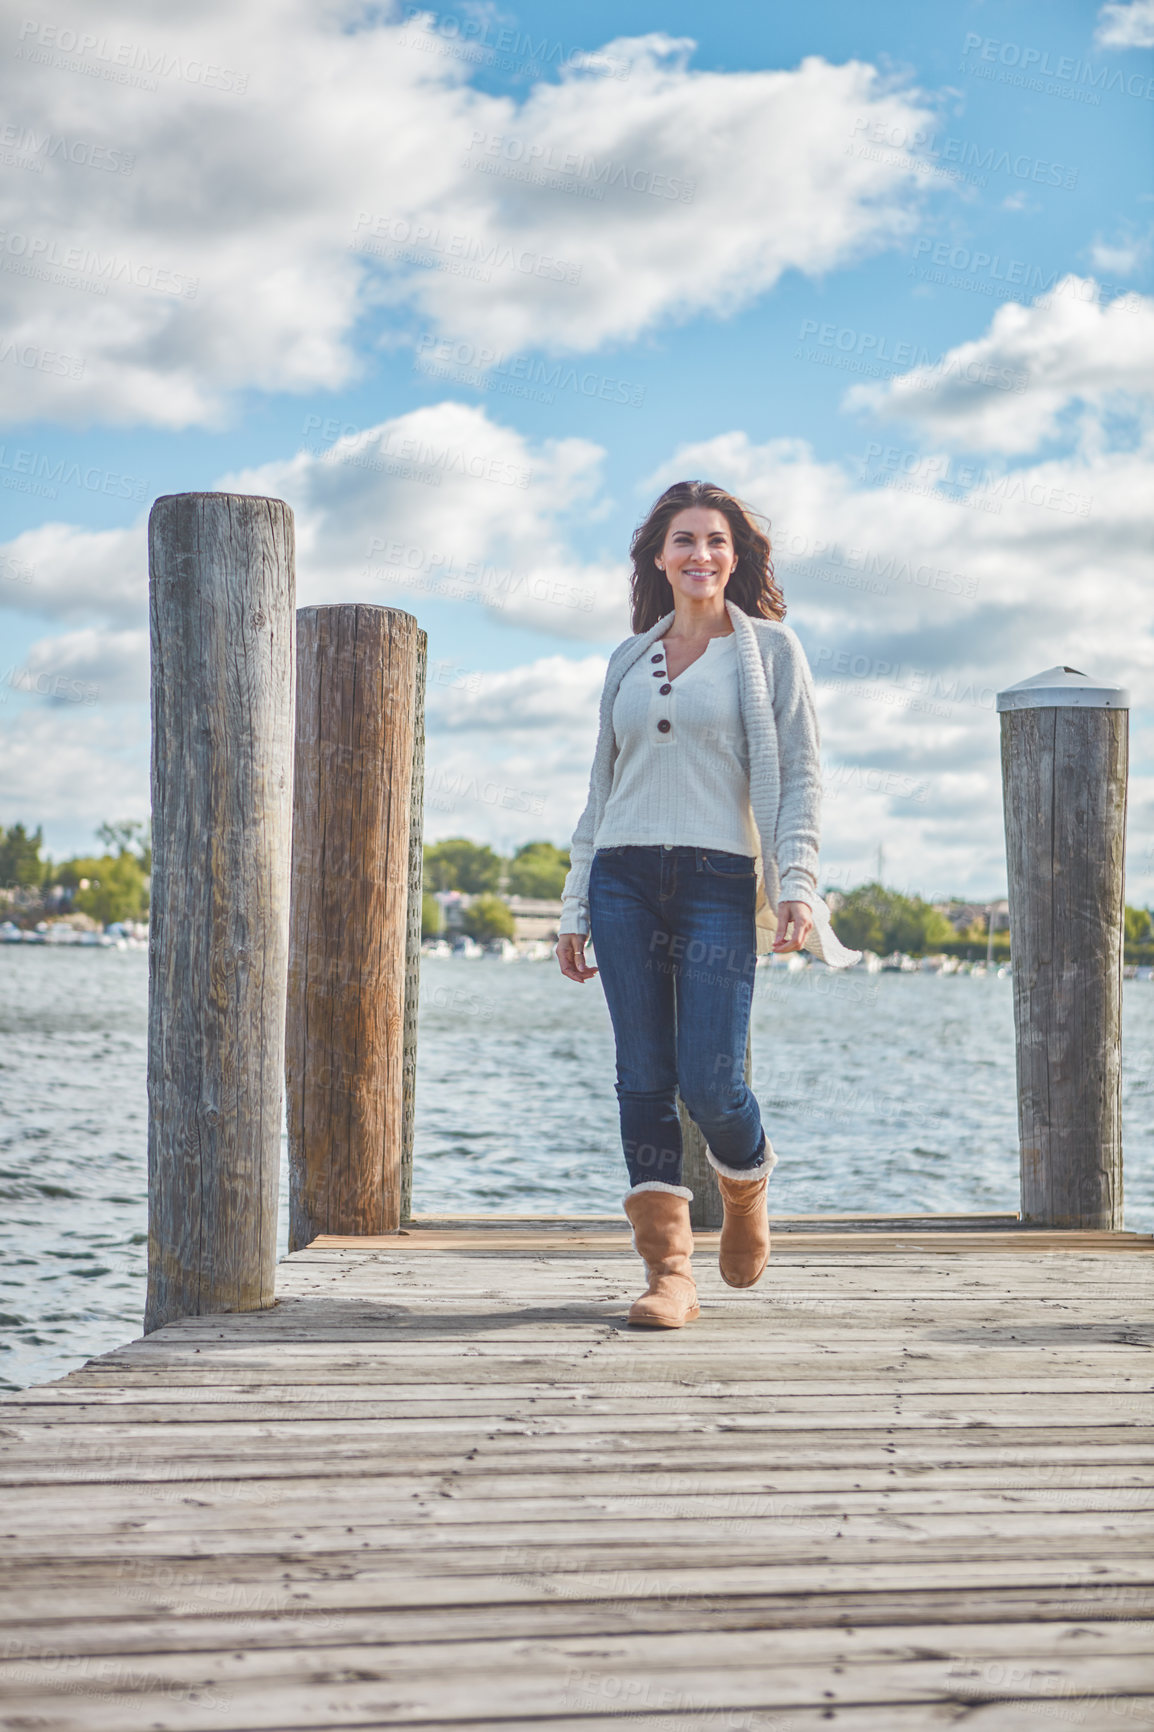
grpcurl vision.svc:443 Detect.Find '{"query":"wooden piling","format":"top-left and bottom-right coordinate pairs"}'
top-left (998, 665), bottom-right (1130, 1229)
top-left (286, 605), bottom-right (419, 1248)
top-left (145, 492), bottom-right (296, 1333)
top-left (401, 630), bottom-right (428, 1226)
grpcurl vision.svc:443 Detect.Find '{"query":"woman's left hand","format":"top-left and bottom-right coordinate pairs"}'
top-left (773, 900), bottom-right (813, 954)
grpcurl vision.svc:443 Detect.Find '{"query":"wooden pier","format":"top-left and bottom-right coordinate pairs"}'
top-left (2, 1216), bottom-right (1153, 1729)
top-left (9, 501), bottom-right (1139, 1726)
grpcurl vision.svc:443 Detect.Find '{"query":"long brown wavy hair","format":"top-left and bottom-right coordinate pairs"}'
top-left (629, 480), bottom-right (785, 634)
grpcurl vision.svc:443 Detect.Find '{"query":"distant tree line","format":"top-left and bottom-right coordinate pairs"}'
top-left (0, 820), bottom-right (151, 927)
top-left (421, 838), bottom-right (571, 941)
top-left (5, 822), bottom-right (1152, 957)
top-left (1, 822), bottom-right (563, 939)
top-left (831, 879), bottom-right (1154, 963)
top-left (830, 882), bottom-right (956, 957)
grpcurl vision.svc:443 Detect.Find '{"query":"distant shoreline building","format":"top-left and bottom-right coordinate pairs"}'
top-left (432, 889), bottom-right (562, 944)
top-left (933, 898), bottom-right (1010, 934)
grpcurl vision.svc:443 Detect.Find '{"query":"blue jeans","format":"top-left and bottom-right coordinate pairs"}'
top-left (587, 844), bottom-right (768, 1190)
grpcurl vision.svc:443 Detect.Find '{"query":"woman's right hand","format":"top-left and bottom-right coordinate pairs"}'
top-left (556, 933), bottom-right (599, 983)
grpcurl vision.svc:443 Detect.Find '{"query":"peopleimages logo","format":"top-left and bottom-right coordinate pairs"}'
top-left (0, 230), bottom-right (197, 297)
top-left (849, 117), bottom-right (1079, 189)
top-left (908, 242), bottom-right (1143, 314)
top-left (15, 19), bottom-right (249, 92)
top-left (773, 530), bottom-right (979, 599)
top-left (304, 416), bottom-right (533, 489)
top-left (861, 445), bottom-right (1094, 520)
top-left (398, 6), bottom-right (630, 79)
top-left (0, 443), bottom-right (146, 500)
top-left (463, 130), bottom-right (695, 203)
top-left (0, 124), bottom-right (135, 175)
top-left (2, 664), bottom-right (99, 704)
top-left (961, 31), bottom-right (1154, 102)
top-left (351, 213), bottom-right (582, 286)
top-left (0, 337), bottom-right (84, 378)
top-left (797, 319), bottom-right (1027, 391)
top-left (414, 335), bottom-right (645, 407)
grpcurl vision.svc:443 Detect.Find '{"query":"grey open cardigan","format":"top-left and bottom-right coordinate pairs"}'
top-left (558, 596), bottom-right (862, 969)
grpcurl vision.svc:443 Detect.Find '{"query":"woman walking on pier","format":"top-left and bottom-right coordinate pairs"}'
top-left (556, 480), bottom-right (859, 1329)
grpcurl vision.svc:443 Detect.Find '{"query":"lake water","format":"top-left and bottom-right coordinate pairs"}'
top-left (2, 946), bottom-right (1151, 1392)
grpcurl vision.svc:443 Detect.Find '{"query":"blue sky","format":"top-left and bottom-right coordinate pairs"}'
top-left (1, 0), bottom-right (1151, 901)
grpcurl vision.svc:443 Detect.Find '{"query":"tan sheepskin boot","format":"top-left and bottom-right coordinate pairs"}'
top-left (622, 1185), bottom-right (700, 1329)
top-left (716, 1169), bottom-right (771, 1288)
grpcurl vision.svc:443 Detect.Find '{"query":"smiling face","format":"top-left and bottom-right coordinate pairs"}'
top-left (655, 507), bottom-right (737, 604)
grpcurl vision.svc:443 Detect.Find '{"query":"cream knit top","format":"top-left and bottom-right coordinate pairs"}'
top-left (557, 599), bottom-right (862, 969)
top-left (593, 630), bottom-right (761, 858)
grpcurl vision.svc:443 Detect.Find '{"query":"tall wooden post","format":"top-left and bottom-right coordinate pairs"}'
top-left (287, 606), bottom-right (418, 1249)
top-left (146, 493), bottom-right (296, 1333)
top-left (400, 630), bottom-right (427, 1225)
top-left (998, 666), bottom-right (1129, 1229)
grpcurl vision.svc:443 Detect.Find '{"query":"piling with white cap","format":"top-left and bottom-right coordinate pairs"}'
top-left (997, 665), bottom-right (1129, 1229)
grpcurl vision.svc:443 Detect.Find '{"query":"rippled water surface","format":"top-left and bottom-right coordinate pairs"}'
top-left (2, 947), bottom-right (1151, 1391)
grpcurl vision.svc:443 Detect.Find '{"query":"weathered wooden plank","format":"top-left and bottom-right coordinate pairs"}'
top-left (54, 1368), bottom-right (1154, 1393)
top-left (3, 1622), bottom-right (1154, 1681)
top-left (1, 1644), bottom-right (1153, 1732)
top-left (5, 1375), bottom-right (1150, 1415)
top-left (4, 1553), bottom-right (1151, 1622)
top-left (22, 1360), bottom-right (1154, 1389)
top-left (0, 1700), bottom-right (1145, 1732)
top-left (4, 1604), bottom-right (1153, 1661)
top-left (42, 1356), bottom-right (1154, 1384)
top-left (3, 1455), bottom-right (1151, 1503)
top-left (303, 1227), bottom-right (1154, 1251)
top-left (45, 1322), bottom-right (1154, 1357)
top-left (3, 1586), bottom-right (1153, 1648)
top-left (6, 1392), bottom-right (1152, 1429)
top-left (4, 1474), bottom-right (1150, 1519)
top-left (6, 1431), bottom-right (1152, 1478)
top-left (4, 1524), bottom-right (1153, 1569)
top-left (34, 1322), bottom-right (1154, 1352)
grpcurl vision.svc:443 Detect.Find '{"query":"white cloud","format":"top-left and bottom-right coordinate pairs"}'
top-left (13, 627), bottom-right (148, 704)
top-left (423, 655), bottom-right (607, 847)
top-left (0, 702), bottom-right (149, 839)
top-left (0, 403), bottom-right (628, 639)
top-left (843, 278), bottom-right (1154, 453)
top-left (1, 4), bottom-right (939, 426)
top-left (216, 398), bottom-right (634, 637)
top-left (643, 427), bottom-right (1154, 670)
top-left (217, 400), bottom-right (630, 640)
top-left (0, 522), bottom-right (145, 623)
top-left (1095, 0), bottom-right (1154, 47)
top-left (1089, 232), bottom-right (1150, 277)
top-left (378, 41), bottom-right (939, 356)
top-left (428, 654), bottom-right (607, 736)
